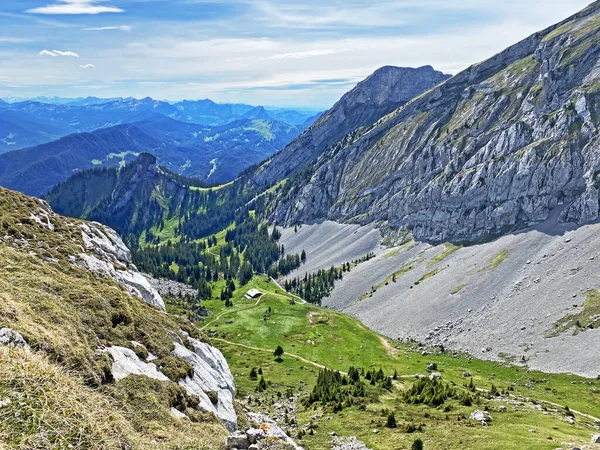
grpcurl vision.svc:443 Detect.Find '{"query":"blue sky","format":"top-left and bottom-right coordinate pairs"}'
top-left (0, 0), bottom-right (592, 108)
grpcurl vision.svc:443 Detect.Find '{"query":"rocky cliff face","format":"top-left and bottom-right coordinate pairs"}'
top-left (271, 2), bottom-right (600, 243)
top-left (252, 66), bottom-right (450, 187)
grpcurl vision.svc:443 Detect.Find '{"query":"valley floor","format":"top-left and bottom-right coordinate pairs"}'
top-left (183, 276), bottom-right (600, 450)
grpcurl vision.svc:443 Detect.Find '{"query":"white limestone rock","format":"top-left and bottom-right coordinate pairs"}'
top-left (173, 337), bottom-right (237, 431)
top-left (76, 223), bottom-right (165, 311)
top-left (0, 328), bottom-right (27, 347)
top-left (106, 346), bottom-right (169, 382)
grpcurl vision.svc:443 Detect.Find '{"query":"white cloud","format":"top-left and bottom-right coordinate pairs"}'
top-left (39, 49), bottom-right (80, 57)
top-left (265, 48), bottom-right (354, 60)
top-left (79, 63), bottom-right (96, 69)
top-left (27, 0), bottom-right (123, 15)
top-left (82, 25), bottom-right (132, 31)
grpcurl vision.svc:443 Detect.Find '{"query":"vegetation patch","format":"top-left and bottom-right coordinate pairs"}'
top-left (450, 284), bottom-right (466, 295)
top-left (477, 250), bottom-right (509, 273)
top-left (427, 243), bottom-right (461, 267)
top-left (549, 290), bottom-right (600, 336)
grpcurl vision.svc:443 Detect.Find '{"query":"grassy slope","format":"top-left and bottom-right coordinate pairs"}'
top-left (0, 187), bottom-right (228, 449)
top-left (181, 275), bottom-right (600, 450)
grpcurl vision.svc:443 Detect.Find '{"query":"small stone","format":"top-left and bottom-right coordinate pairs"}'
top-left (246, 428), bottom-right (264, 444)
top-left (226, 431), bottom-right (250, 449)
top-left (0, 328), bottom-right (27, 347)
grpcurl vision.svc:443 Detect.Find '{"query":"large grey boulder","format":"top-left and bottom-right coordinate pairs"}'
top-left (106, 346), bottom-right (169, 382)
top-left (0, 328), bottom-right (27, 347)
top-left (470, 410), bottom-right (493, 424)
top-left (226, 431), bottom-right (249, 449)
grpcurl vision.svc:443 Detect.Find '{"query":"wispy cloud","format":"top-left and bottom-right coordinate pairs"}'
top-left (265, 48), bottom-right (354, 60)
top-left (39, 49), bottom-right (80, 57)
top-left (82, 25), bottom-right (132, 31)
top-left (79, 63), bottom-right (96, 69)
top-left (27, 0), bottom-right (124, 15)
top-left (0, 37), bottom-right (33, 43)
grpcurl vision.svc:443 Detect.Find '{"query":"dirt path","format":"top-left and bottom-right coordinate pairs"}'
top-left (212, 338), bottom-right (347, 375)
top-left (201, 296), bottom-right (264, 330)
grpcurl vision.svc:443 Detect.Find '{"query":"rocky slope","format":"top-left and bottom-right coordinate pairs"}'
top-left (0, 186), bottom-right (239, 447)
top-left (279, 217), bottom-right (600, 378)
top-left (270, 2), bottom-right (600, 244)
top-left (252, 65), bottom-right (450, 186)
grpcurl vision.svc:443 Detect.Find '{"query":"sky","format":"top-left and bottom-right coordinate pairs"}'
top-left (0, 0), bottom-right (593, 108)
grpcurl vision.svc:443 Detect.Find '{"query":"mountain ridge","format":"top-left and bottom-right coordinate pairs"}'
top-left (265, 1), bottom-right (600, 244)
top-left (252, 65), bottom-right (451, 187)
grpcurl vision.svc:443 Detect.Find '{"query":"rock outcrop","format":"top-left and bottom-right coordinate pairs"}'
top-left (174, 336), bottom-right (237, 431)
top-left (253, 66), bottom-right (450, 187)
top-left (106, 346), bottom-right (169, 382)
top-left (75, 221), bottom-right (165, 311)
top-left (104, 336), bottom-right (238, 430)
top-left (270, 2), bottom-right (600, 244)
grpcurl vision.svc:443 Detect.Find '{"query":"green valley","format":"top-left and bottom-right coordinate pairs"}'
top-left (165, 274), bottom-right (599, 449)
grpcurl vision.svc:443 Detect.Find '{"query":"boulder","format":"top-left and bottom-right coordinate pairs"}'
top-left (429, 372), bottom-right (443, 381)
top-left (106, 346), bottom-right (169, 382)
top-left (0, 328), bottom-right (27, 347)
top-left (592, 434), bottom-right (600, 443)
top-left (246, 428), bottom-right (264, 444)
top-left (470, 410), bottom-right (493, 424)
top-left (226, 431), bottom-right (249, 449)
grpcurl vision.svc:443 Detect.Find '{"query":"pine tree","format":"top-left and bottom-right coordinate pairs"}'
top-left (274, 345), bottom-right (284, 360)
top-left (257, 376), bottom-right (267, 392)
top-left (386, 412), bottom-right (397, 428)
top-left (411, 439), bottom-right (424, 450)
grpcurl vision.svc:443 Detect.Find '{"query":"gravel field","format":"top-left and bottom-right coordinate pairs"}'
top-left (280, 216), bottom-right (600, 377)
top-left (280, 221), bottom-right (382, 278)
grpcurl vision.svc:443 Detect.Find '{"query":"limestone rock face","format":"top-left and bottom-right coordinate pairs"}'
top-left (76, 222), bottom-right (165, 311)
top-left (253, 66), bottom-right (450, 187)
top-left (173, 337), bottom-right (237, 431)
top-left (270, 3), bottom-right (600, 244)
top-left (106, 337), bottom-right (238, 431)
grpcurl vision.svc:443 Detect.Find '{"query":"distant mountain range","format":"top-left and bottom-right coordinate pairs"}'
top-left (0, 115), bottom-right (302, 197)
top-left (0, 95), bottom-right (323, 195)
top-left (0, 96), bottom-right (322, 154)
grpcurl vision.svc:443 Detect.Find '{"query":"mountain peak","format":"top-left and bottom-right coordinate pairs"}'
top-left (252, 65), bottom-right (450, 185)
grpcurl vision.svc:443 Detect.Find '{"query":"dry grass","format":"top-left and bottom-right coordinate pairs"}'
top-left (0, 187), bottom-right (229, 449)
top-left (0, 346), bottom-right (134, 450)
